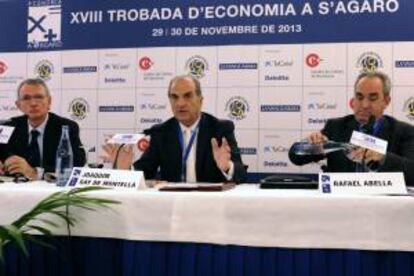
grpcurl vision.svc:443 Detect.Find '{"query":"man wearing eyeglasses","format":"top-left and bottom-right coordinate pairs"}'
top-left (0, 78), bottom-right (86, 180)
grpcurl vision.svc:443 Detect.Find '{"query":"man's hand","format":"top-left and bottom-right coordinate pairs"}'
top-left (348, 147), bottom-right (385, 164)
top-left (307, 131), bottom-right (328, 144)
top-left (4, 155), bottom-right (37, 179)
top-left (211, 137), bottom-right (231, 172)
top-left (0, 161), bottom-right (4, 175)
top-left (101, 143), bottom-right (133, 170)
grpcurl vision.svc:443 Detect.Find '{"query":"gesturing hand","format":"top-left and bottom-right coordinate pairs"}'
top-left (101, 143), bottom-right (133, 170)
top-left (211, 137), bottom-right (231, 172)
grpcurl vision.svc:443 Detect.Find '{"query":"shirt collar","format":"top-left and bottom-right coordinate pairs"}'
top-left (178, 116), bottom-right (201, 134)
top-left (28, 113), bottom-right (49, 137)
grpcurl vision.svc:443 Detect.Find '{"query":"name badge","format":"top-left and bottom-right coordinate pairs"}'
top-left (319, 172), bottom-right (407, 195)
top-left (68, 167), bottom-right (146, 190)
top-left (107, 133), bottom-right (145, 145)
top-left (350, 131), bottom-right (388, 154)
top-left (0, 126), bottom-right (14, 144)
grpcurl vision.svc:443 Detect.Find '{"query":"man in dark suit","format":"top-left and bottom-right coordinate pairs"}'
top-left (289, 71), bottom-right (414, 185)
top-left (103, 75), bottom-right (247, 183)
top-left (0, 78), bottom-right (86, 179)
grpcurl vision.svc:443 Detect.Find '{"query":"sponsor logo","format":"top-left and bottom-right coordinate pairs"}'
top-left (104, 77), bottom-right (126, 83)
top-left (307, 102), bottom-right (337, 110)
top-left (185, 55), bottom-right (208, 78)
top-left (34, 60), bottom-right (54, 81)
top-left (357, 52), bottom-right (383, 73)
top-left (260, 105), bottom-right (301, 112)
top-left (140, 118), bottom-right (162, 124)
top-left (263, 146), bottom-right (289, 153)
top-left (137, 138), bottom-right (149, 151)
top-left (225, 96), bottom-right (249, 120)
top-left (0, 61), bottom-right (8, 75)
top-left (63, 66), bottom-right (97, 73)
top-left (99, 106), bottom-right (134, 112)
top-left (403, 97), bottom-right (414, 120)
top-left (0, 105), bottom-right (18, 112)
top-left (103, 63), bottom-right (130, 70)
top-left (308, 118), bottom-right (328, 124)
top-left (139, 103), bottom-right (167, 110)
top-left (27, 0), bottom-right (62, 50)
top-left (306, 53), bottom-right (321, 68)
top-left (264, 60), bottom-right (293, 68)
top-left (263, 161), bottom-right (288, 167)
top-left (239, 147), bottom-right (257, 155)
top-left (264, 75), bottom-right (289, 81)
top-left (320, 174), bottom-right (331, 193)
top-left (219, 63), bottom-right (258, 70)
top-left (139, 57), bottom-right (154, 70)
top-left (68, 97), bottom-right (89, 121)
top-left (395, 60), bottom-right (414, 68)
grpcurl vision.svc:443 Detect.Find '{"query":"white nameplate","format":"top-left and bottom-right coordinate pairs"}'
top-left (108, 133), bottom-right (145, 145)
top-left (67, 167), bottom-right (146, 190)
top-left (350, 131), bottom-right (388, 154)
top-left (319, 172), bottom-right (407, 195)
top-left (0, 126), bottom-right (14, 144)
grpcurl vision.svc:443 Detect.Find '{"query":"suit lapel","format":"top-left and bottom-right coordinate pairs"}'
top-left (167, 119), bottom-right (183, 180)
top-left (195, 115), bottom-right (209, 180)
top-left (42, 114), bottom-right (58, 168)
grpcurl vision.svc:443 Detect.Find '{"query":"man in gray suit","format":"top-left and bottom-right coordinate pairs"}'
top-left (289, 71), bottom-right (414, 185)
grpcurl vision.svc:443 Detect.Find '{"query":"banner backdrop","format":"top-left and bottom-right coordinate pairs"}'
top-left (1, 0), bottom-right (413, 174)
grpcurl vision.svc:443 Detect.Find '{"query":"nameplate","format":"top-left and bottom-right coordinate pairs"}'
top-left (68, 167), bottom-right (146, 190)
top-left (0, 126), bottom-right (14, 144)
top-left (107, 133), bottom-right (145, 145)
top-left (350, 131), bottom-right (388, 154)
top-left (319, 172), bottom-right (407, 195)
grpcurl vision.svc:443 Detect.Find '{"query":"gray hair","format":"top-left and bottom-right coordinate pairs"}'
top-left (354, 71), bottom-right (391, 97)
top-left (17, 78), bottom-right (51, 99)
top-left (168, 75), bottom-right (202, 97)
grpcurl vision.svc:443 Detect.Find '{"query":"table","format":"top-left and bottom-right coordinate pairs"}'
top-left (1, 182), bottom-right (413, 275)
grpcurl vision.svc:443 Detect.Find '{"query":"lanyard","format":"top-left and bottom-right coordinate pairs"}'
top-left (177, 123), bottom-right (199, 182)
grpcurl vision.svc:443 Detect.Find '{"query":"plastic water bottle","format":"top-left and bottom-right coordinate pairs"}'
top-left (55, 125), bottom-right (73, 187)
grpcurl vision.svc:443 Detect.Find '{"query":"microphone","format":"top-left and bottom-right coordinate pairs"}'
top-left (361, 115), bottom-right (376, 134)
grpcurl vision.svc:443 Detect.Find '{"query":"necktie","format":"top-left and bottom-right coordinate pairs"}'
top-left (27, 129), bottom-right (41, 167)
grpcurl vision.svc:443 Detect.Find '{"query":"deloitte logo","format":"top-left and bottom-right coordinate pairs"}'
top-left (34, 60), bottom-right (54, 81)
top-left (68, 98), bottom-right (89, 121)
top-left (225, 96), bottom-right (249, 121)
top-left (185, 55), bottom-right (208, 79)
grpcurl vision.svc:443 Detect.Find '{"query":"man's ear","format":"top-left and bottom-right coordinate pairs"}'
top-left (15, 100), bottom-right (22, 112)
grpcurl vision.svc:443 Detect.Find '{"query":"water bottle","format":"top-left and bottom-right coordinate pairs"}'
top-left (55, 125), bottom-right (73, 187)
top-left (293, 140), bottom-right (355, 155)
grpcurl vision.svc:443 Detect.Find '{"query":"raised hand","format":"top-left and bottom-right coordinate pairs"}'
top-left (101, 143), bottom-right (133, 170)
top-left (211, 137), bottom-right (231, 172)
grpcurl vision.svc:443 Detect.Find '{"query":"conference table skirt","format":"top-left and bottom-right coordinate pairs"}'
top-left (0, 182), bottom-right (414, 251)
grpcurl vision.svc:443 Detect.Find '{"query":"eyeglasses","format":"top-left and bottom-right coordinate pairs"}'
top-left (19, 95), bottom-right (47, 102)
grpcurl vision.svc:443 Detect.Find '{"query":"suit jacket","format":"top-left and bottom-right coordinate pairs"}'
top-left (289, 115), bottom-right (414, 186)
top-left (0, 112), bottom-right (86, 173)
top-left (134, 113), bottom-right (247, 183)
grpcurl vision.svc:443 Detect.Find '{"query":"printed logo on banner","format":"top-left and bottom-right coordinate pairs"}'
top-left (264, 59), bottom-right (294, 68)
top-left (63, 66), bottom-right (97, 73)
top-left (104, 77), bottom-right (126, 84)
top-left (139, 57), bottom-right (154, 71)
top-left (263, 160), bottom-right (288, 168)
top-left (34, 60), bottom-right (54, 81)
top-left (139, 103), bottom-right (167, 110)
top-left (308, 117), bottom-right (328, 125)
top-left (395, 60), bottom-right (414, 68)
top-left (137, 137), bottom-right (149, 151)
top-left (305, 54), bottom-right (322, 68)
top-left (185, 55), bottom-right (208, 79)
top-left (239, 147), bottom-right (257, 155)
top-left (320, 174), bottom-right (332, 193)
top-left (104, 63), bottom-right (130, 71)
top-left (357, 52), bottom-right (383, 73)
top-left (0, 61), bottom-right (8, 75)
top-left (263, 145), bottom-right (289, 153)
top-left (404, 97), bottom-right (414, 120)
top-left (307, 102), bottom-right (337, 110)
top-left (219, 63), bottom-right (258, 70)
top-left (140, 118), bottom-right (162, 124)
top-left (225, 96), bottom-right (250, 120)
top-left (27, 0), bottom-right (62, 50)
top-left (260, 105), bottom-right (301, 112)
top-left (68, 97), bottom-right (89, 121)
top-left (99, 106), bottom-right (134, 112)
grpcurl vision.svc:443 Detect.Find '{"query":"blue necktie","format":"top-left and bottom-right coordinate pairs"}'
top-left (27, 129), bottom-right (41, 167)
